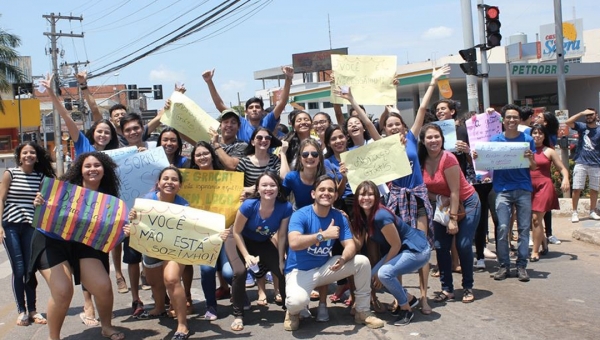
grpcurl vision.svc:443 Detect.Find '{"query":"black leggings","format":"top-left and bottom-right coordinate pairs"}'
top-left (544, 211), bottom-right (553, 237)
top-left (474, 183), bottom-right (494, 260)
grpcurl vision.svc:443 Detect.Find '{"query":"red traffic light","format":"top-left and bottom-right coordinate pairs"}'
top-left (486, 6), bottom-right (499, 20)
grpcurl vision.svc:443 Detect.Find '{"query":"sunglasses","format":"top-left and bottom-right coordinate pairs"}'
top-left (255, 135), bottom-right (272, 141)
top-left (301, 151), bottom-right (320, 158)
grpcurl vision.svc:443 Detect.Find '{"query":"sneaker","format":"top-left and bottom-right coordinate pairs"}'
top-left (392, 295), bottom-right (418, 316)
top-left (245, 272), bottom-right (255, 288)
top-left (203, 306), bottom-right (217, 321)
top-left (493, 266), bottom-right (509, 281)
top-left (265, 271), bottom-right (273, 284)
top-left (355, 310), bottom-right (384, 329)
top-left (547, 235), bottom-right (561, 245)
top-left (131, 299), bottom-right (144, 317)
top-left (590, 211), bottom-right (600, 220)
top-left (517, 267), bottom-right (530, 282)
top-left (316, 303), bottom-right (329, 322)
top-left (394, 309), bottom-right (414, 326)
top-left (283, 311), bottom-right (300, 331)
top-left (571, 212), bottom-right (579, 223)
top-left (483, 248), bottom-right (497, 259)
top-left (299, 307), bottom-right (312, 319)
top-left (474, 259), bottom-right (486, 270)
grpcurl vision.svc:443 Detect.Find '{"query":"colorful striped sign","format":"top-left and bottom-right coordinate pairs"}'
top-left (32, 177), bottom-right (127, 253)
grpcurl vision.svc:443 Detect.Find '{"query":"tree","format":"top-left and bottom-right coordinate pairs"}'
top-left (0, 16), bottom-right (24, 113)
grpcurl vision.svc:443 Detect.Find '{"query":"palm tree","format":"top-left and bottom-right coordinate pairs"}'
top-left (0, 16), bottom-right (24, 113)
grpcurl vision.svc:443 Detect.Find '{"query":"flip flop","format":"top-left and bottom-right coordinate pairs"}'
top-left (462, 289), bottom-right (475, 303)
top-left (16, 313), bottom-right (29, 326)
top-left (79, 313), bottom-right (99, 326)
top-left (29, 313), bottom-right (47, 324)
top-left (274, 293), bottom-right (283, 305)
top-left (433, 291), bottom-right (455, 303)
top-left (116, 277), bottom-right (129, 294)
top-left (230, 318), bottom-right (244, 331)
top-left (102, 331), bottom-right (125, 340)
top-left (256, 297), bottom-right (268, 306)
top-left (309, 290), bottom-right (320, 301)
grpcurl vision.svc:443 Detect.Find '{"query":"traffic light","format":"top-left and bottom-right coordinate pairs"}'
top-left (485, 6), bottom-right (502, 48)
top-left (127, 84), bottom-right (138, 100)
top-left (153, 85), bottom-right (163, 100)
top-left (459, 48), bottom-right (478, 76)
top-left (64, 98), bottom-right (73, 110)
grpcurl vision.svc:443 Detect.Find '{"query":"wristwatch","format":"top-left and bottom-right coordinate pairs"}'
top-left (316, 233), bottom-right (324, 242)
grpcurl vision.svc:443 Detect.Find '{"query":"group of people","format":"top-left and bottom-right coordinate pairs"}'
top-left (1, 63), bottom-right (596, 340)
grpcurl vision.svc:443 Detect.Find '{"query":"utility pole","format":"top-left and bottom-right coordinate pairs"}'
top-left (554, 0), bottom-right (570, 198)
top-left (460, 0), bottom-right (480, 112)
top-left (63, 61), bottom-right (90, 129)
top-left (43, 12), bottom-right (83, 176)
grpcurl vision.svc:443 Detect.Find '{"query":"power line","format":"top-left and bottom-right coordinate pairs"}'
top-left (83, 0), bottom-right (132, 26)
top-left (84, 0), bottom-right (161, 32)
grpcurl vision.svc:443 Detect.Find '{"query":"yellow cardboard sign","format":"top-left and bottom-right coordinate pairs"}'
top-left (160, 91), bottom-right (219, 143)
top-left (331, 55), bottom-right (397, 105)
top-left (129, 198), bottom-right (224, 266)
top-left (340, 135), bottom-right (412, 192)
top-left (178, 169), bottom-right (244, 228)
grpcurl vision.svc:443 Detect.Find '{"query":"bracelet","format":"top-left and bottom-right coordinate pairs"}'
top-left (429, 84), bottom-right (435, 87)
top-left (79, 82), bottom-right (87, 86)
top-left (80, 85), bottom-right (88, 91)
top-left (213, 144), bottom-right (222, 150)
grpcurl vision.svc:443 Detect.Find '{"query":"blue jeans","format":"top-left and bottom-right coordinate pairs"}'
top-left (2, 222), bottom-right (36, 313)
top-left (200, 247), bottom-right (233, 308)
top-left (495, 189), bottom-right (532, 268)
top-left (373, 248), bottom-right (431, 306)
top-left (433, 193), bottom-right (480, 292)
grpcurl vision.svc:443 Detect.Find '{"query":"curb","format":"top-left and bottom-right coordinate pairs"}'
top-left (553, 198), bottom-right (600, 216)
top-left (572, 227), bottom-right (600, 247)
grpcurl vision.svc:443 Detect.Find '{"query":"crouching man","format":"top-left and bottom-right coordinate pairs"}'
top-left (283, 175), bottom-right (384, 331)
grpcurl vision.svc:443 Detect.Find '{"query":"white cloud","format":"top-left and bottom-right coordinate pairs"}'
top-left (220, 79), bottom-right (246, 92)
top-left (421, 26), bottom-right (454, 40)
top-left (148, 65), bottom-right (185, 83)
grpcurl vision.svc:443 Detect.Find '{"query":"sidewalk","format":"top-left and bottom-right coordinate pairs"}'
top-left (553, 198), bottom-right (600, 247)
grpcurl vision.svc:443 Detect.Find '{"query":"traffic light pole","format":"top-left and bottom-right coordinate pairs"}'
top-left (477, 0), bottom-right (491, 109)
top-left (461, 0), bottom-right (480, 112)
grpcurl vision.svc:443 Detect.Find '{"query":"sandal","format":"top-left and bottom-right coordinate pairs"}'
top-left (430, 269), bottom-right (440, 278)
top-left (462, 289), bottom-right (475, 303)
top-left (370, 296), bottom-right (386, 314)
top-left (256, 297), bottom-right (268, 306)
top-left (274, 293), bottom-right (283, 305)
top-left (310, 290), bottom-right (320, 301)
top-left (16, 313), bottom-right (29, 326)
top-left (230, 318), bottom-right (244, 331)
top-left (137, 310), bottom-right (168, 319)
top-left (29, 312), bottom-right (47, 324)
top-left (530, 256), bottom-right (540, 262)
top-left (452, 266), bottom-right (462, 274)
top-left (79, 312), bottom-right (99, 326)
top-left (344, 296), bottom-right (353, 307)
top-left (116, 277), bottom-right (129, 294)
top-left (172, 331), bottom-right (189, 340)
top-left (102, 331), bottom-right (125, 340)
top-left (433, 291), bottom-right (454, 303)
top-left (540, 241), bottom-right (549, 256)
top-left (329, 283), bottom-right (349, 303)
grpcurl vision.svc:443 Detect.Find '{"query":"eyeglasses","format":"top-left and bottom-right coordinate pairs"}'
top-left (313, 120), bottom-right (328, 126)
top-left (504, 116), bottom-right (520, 121)
top-left (255, 135), bottom-right (272, 141)
top-left (301, 151), bottom-right (320, 158)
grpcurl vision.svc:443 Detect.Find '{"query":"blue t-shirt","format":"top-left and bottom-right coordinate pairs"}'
top-left (324, 156), bottom-right (352, 198)
top-left (144, 191), bottom-right (189, 206)
top-left (74, 131), bottom-right (96, 157)
top-left (282, 171), bottom-right (314, 209)
top-left (239, 198), bottom-right (293, 242)
top-left (573, 122), bottom-right (600, 166)
top-left (237, 111), bottom-right (278, 143)
top-left (370, 208), bottom-right (429, 255)
top-left (285, 205), bottom-right (352, 274)
top-left (490, 132), bottom-right (535, 193)
top-left (391, 131), bottom-right (423, 189)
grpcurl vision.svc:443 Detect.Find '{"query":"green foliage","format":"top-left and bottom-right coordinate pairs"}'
top-left (551, 159), bottom-right (589, 198)
top-left (0, 16), bottom-right (25, 112)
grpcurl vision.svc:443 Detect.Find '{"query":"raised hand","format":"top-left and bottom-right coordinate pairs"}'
top-left (202, 69), bottom-right (215, 82)
top-left (333, 85), bottom-right (353, 101)
top-left (432, 64), bottom-right (451, 81)
top-left (175, 83), bottom-right (186, 94)
top-left (39, 73), bottom-right (54, 92)
top-left (282, 66), bottom-right (294, 79)
top-left (76, 70), bottom-right (88, 85)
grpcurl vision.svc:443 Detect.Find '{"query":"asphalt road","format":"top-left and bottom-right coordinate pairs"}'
top-left (0, 215), bottom-right (599, 340)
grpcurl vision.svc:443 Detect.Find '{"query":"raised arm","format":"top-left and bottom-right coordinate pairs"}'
top-left (42, 74), bottom-right (81, 143)
top-left (272, 66), bottom-right (294, 120)
top-left (412, 64), bottom-right (451, 136)
top-left (202, 69), bottom-right (228, 112)
top-left (76, 71), bottom-right (102, 122)
top-left (565, 109), bottom-right (595, 129)
top-left (334, 86), bottom-right (382, 140)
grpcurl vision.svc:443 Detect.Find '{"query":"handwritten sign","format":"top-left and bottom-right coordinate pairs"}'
top-left (102, 146), bottom-right (137, 162)
top-left (340, 135), bottom-right (412, 191)
top-left (473, 142), bottom-right (530, 170)
top-left (115, 147), bottom-right (170, 210)
top-left (178, 169), bottom-right (244, 228)
top-left (331, 55), bottom-right (397, 105)
top-left (432, 120), bottom-right (457, 151)
top-left (465, 112), bottom-right (503, 146)
top-left (32, 177), bottom-right (126, 253)
top-left (130, 199), bottom-right (224, 266)
top-left (161, 91), bottom-right (219, 143)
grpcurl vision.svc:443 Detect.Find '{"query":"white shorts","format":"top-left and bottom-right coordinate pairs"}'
top-left (573, 164), bottom-right (600, 191)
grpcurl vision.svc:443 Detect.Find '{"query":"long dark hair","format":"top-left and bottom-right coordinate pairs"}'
top-left (417, 123), bottom-right (446, 170)
top-left (540, 111), bottom-right (559, 137)
top-left (14, 142), bottom-right (56, 178)
top-left (252, 171), bottom-right (287, 202)
top-left (284, 110), bottom-right (312, 161)
top-left (189, 141), bottom-right (224, 170)
top-left (85, 119), bottom-right (119, 151)
top-left (157, 127), bottom-right (184, 165)
top-left (61, 151), bottom-right (120, 197)
top-left (530, 124), bottom-right (551, 148)
top-left (294, 139), bottom-right (326, 179)
top-left (351, 180), bottom-right (393, 238)
top-left (345, 116), bottom-right (371, 148)
top-left (244, 127), bottom-right (282, 155)
top-left (323, 124), bottom-right (347, 160)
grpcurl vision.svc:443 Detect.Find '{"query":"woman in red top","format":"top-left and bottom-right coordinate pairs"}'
top-left (418, 124), bottom-right (481, 303)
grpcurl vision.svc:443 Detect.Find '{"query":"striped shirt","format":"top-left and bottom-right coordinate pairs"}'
top-left (235, 154), bottom-right (281, 187)
top-left (2, 168), bottom-right (44, 223)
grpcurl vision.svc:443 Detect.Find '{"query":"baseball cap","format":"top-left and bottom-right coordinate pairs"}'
top-left (218, 108), bottom-right (241, 123)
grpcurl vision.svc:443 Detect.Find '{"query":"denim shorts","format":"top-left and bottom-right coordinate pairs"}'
top-left (122, 237), bottom-right (142, 264)
top-left (142, 255), bottom-right (164, 268)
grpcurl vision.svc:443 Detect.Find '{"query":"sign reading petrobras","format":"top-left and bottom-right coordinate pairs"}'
top-left (540, 19), bottom-right (583, 61)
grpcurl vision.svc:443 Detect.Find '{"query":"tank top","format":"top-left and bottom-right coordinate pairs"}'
top-left (2, 168), bottom-right (44, 223)
top-left (530, 147), bottom-right (552, 179)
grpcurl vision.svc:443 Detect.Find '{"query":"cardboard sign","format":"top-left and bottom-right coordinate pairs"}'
top-left (161, 91), bottom-right (219, 143)
top-left (331, 55), bottom-right (397, 105)
top-left (432, 120), bottom-right (457, 152)
top-left (474, 142), bottom-right (530, 170)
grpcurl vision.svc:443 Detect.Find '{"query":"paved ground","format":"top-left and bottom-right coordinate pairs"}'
top-left (0, 215), bottom-right (599, 339)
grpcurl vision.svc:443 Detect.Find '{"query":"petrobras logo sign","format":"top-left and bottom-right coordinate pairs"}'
top-left (540, 19), bottom-right (584, 61)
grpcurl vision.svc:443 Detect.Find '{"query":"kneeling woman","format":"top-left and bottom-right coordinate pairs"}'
top-left (225, 172), bottom-right (292, 331)
top-left (31, 152), bottom-right (124, 340)
top-left (351, 180), bottom-right (430, 326)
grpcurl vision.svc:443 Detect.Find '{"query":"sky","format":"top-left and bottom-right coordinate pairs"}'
top-left (2, 0), bottom-right (598, 116)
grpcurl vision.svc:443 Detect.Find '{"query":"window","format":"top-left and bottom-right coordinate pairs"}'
top-left (322, 101), bottom-right (334, 108)
top-left (308, 102), bottom-right (319, 110)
